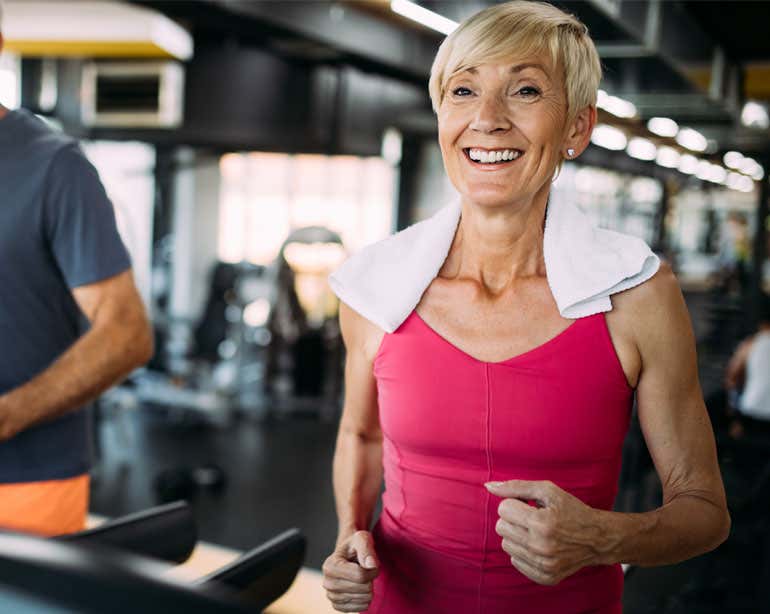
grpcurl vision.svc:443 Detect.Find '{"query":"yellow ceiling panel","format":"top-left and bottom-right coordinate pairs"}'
top-left (683, 63), bottom-right (770, 101)
top-left (1, 1), bottom-right (192, 60)
top-left (745, 64), bottom-right (770, 100)
top-left (3, 40), bottom-right (180, 59)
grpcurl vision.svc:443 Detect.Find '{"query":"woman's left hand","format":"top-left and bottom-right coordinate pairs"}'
top-left (485, 480), bottom-right (611, 586)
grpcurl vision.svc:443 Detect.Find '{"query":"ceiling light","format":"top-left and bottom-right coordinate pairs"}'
top-left (738, 175), bottom-right (755, 192)
top-left (391, 0), bottom-right (458, 35)
top-left (591, 124), bottom-right (627, 150)
top-left (727, 172), bottom-right (743, 190)
top-left (696, 160), bottom-right (712, 180)
top-left (597, 89), bottom-right (637, 118)
top-left (707, 164), bottom-right (727, 184)
top-left (723, 151), bottom-right (744, 169)
top-left (647, 117), bottom-right (678, 137)
top-left (675, 127), bottom-right (708, 152)
top-left (738, 156), bottom-right (759, 176)
top-left (678, 154), bottom-right (699, 175)
top-left (656, 146), bottom-right (680, 168)
top-left (751, 165), bottom-right (764, 181)
top-left (597, 90), bottom-right (608, 106)
top-left (626, 137), bottom-right (656, 161)
top-left (741, 101), bottom-right (770, 130)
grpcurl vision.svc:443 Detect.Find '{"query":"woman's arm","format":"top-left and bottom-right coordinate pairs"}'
top-left (489, 264), bottom-right (730, 584)
top-left (323, 301), bottom-right (384, 612)
top-left (332, 301), bottom-right (384, 543)
top-left (596, 263), bottom-right (730, 566)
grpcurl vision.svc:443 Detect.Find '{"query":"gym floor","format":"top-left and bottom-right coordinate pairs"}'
top-left (91, 409), bottom-right (340, 571)
top-left (90, 289), bottom-right (761, 612)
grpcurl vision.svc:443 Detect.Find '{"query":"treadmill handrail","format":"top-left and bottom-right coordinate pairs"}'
top-left (0, 532), bottom-right (249, 613)
top-left (197, 528), bottom-right (306, 610)
top-left (58, 501), bottom-right (197, 565)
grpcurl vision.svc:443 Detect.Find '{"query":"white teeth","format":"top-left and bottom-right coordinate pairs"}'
top-left (468, 148), bottom-right (521, 163)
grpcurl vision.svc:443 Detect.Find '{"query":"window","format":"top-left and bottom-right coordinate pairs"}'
top-left (219, 152), bottom-right (395, 265)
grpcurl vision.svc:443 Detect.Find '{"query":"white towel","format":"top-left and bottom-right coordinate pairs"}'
top-left (328, 199), bottom-right (660, 333)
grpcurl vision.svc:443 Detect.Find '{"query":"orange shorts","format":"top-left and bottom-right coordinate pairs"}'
top-left (0, 474), bottom-right (89, 536)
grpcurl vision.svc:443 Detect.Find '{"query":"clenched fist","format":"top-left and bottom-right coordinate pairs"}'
top-left (485, 479), bottom-right (611, 586)
top-left (323, 530), bottom-right (380, 613)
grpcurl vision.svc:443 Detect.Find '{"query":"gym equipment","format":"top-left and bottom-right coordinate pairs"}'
top-left (0, 502), bottom-right (306, 613)
top-left (197, 528), bottom-right (306, 609)
top-left (58, 501), bottom-right (196, 564)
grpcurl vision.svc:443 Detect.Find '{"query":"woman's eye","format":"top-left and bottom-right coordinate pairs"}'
top-left (451, 86), bottom-right (473, 97)
top-left (516, 86), bottom-right (541, 98)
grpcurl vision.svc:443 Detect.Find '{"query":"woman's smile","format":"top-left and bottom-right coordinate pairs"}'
top-left (462, 147), bottom-right (525, 171)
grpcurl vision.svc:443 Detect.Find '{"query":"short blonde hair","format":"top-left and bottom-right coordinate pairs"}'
top-left (428, 1), bottom-right (602, 124)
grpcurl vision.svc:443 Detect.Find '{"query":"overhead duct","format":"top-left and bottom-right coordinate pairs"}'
top-left (80, 60), bottom-right (184, 128)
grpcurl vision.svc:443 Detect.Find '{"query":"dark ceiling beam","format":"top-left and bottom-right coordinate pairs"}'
top-left (587, 0), bottom-right (742, 120)
top-left (595, 44), bottom-right (653, 58)
top-left (621, 93), bottom-right (732, 120)
top-left (216, 0), bottom-right (440, 81)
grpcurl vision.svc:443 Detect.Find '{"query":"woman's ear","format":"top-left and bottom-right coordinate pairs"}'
top-left (564, 105), bottom-right (597, 158)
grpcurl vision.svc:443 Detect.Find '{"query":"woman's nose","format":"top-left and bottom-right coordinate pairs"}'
top-left (469, 95), bottom-right (512, 133)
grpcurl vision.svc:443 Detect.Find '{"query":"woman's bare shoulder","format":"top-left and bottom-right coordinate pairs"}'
top-left (611, 259), bottom-right (679, 314)
top-left (339, 301), bottom-right (387, 363)
top-left (610, 259), bottom-right (693, 355)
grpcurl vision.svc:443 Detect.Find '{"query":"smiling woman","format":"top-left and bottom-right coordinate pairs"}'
top-left (323, 2), bottom-right (730, 613)
top-left (430, 3), bottom-right (600, 212)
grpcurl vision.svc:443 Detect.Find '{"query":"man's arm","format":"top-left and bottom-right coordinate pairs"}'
top-left (725, 337), bottom-right (753, 390)
top-left (0, 270), bottom-right (153, 440)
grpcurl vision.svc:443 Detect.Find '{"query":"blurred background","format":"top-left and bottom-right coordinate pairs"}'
top-left (2, 1), bottom-right (770, 611)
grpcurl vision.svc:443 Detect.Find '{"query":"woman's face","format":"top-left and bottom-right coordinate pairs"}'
top-left (437, 56), bottom-right (570, 210)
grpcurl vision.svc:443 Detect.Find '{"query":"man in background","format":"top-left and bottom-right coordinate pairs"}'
top-left (0, 7), bottom-right (153, 535)
top-left (725, 296), bottom-right (770, 439)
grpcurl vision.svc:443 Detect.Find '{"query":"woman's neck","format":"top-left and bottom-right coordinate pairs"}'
top-left (440, 195), bottom-right (548, 296)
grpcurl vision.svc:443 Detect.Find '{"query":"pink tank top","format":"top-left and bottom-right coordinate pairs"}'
top-left (366, 309), bottom-right (633, 614)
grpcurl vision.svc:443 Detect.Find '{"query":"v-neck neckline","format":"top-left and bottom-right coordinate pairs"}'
top-left (411, 309), bottom-right (584, 366)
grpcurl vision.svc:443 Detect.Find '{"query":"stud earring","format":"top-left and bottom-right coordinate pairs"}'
top-left (567, 148), bottom-right (575, 158)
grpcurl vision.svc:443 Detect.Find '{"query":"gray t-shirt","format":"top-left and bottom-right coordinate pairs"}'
top-left (0, 109), bottom-right (131, 483)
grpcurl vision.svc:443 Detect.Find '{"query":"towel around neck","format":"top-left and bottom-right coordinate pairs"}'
top-left (328, 199), bottom-right (660, 333)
